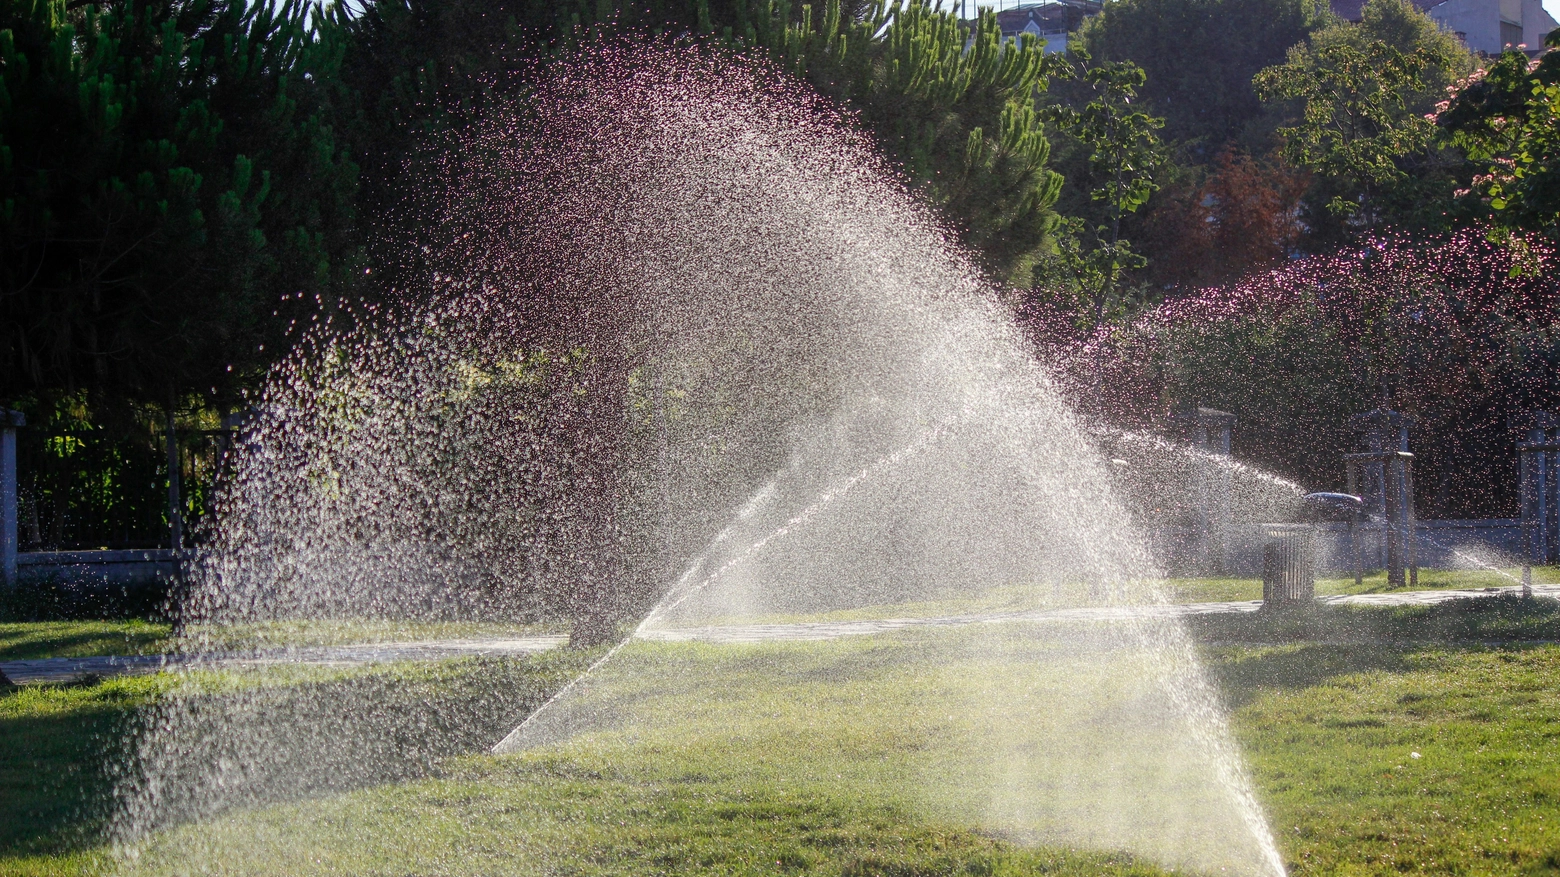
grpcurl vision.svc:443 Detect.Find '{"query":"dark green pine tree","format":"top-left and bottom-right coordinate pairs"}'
top-left (0, 0), bottom-right (361, 414)
top-left (792, 0), bottom-right (1065, 287)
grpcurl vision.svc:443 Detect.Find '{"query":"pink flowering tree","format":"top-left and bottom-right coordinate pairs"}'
top-left (1032, 229), bottom-right (1560, 517)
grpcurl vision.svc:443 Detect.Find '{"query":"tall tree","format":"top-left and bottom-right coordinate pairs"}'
top-left (1036, 55), bottom-right (1164, 334)
top-left (1437, 30), bottom-right (1560, 237)
top-left (1253, 0), bottom-right (1478, 241)
top-left (1075, 0), bottom-right (1322, 149)
top-left (1134, 146), bottom-right (1309, 289)
top-left (0, 0), bottom-right (361, 414)
top-left (792, 1), bottom-right (1065, 286)
top-left (324, 0), bottom-right (1064, 288)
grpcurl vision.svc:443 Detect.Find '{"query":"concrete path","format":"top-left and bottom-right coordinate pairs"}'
top-left (1324, 582), bottom-right (1560, 606)
top-left (0, 636), bottom-right (567, 685)
top-left (5, 584), bottom-right (1557, 684)
top-left (638, 584), bottom-right (1560, 644)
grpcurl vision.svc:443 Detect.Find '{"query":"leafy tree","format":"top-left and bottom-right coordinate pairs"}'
top-left (1437, 31), bottom-right (1560, 236)
top-left (1042, 228), bottom-right (1560, 517)
top-left (0, 0), bottom-right (360, 414)
top-left (1037, 56), bottom-right (1164, 333)
top-left (1253, 0), bottom-right (1477, 238)
top-left (1135, 146), bottom-right (1309, 289)
top-left (1074, 0), bottom-right (1322, 148)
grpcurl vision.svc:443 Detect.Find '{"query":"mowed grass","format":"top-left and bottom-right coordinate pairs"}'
top-left (111, 627), bottom-right (1258, 877)
top-left (3, 601), bottom-right (1559, 876)
top-left (0, 674), bottom-right (165, 876)
top-left (2, 569), bottom-right (1545, 663)
top-left (656, 569), bottom-right (1560, 629)
top-left (0, 649), bottom-right (599, 876)
top-left (113, 768), bottom-right (1178, 877)
top-left (1185, 593), bottom-right (1560, 644)
top-left (1219, 643), bottom-right (1560, 875)
top-left (0, 621), bottom-right (173, 661)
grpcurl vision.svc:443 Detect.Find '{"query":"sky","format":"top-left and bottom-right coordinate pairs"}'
top-left (966, 0), bottom-right (1560, 25)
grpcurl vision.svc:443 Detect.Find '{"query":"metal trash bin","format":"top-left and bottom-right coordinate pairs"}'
top-left (1261, 523), bottom-right (1315, 605)
top-left (1260, 493), bottom-right (1364, 607)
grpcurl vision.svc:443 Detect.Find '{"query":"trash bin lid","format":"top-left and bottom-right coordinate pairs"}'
top-left (1303, 492), bottom-right (1363, 522)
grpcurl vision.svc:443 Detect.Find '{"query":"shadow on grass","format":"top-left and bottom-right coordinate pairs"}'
top-left (0, 625), bottom-right (168, 661)
top-left (0, 651), bottom-right (595, 857)
top-left (0, 679), bottom-right (135, 856)
top-left (1188, 593), bottom-right (1560, 644)
top-left (1205, 644), bottom-right (1419, 709)
top-left (1192, 595), bottom-right (1560, 709)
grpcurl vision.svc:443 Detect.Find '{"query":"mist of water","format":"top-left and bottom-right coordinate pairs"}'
top-left (110, 45), bottom-right (1288, 877)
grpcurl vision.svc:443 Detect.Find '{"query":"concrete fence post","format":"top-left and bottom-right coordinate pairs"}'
top-left (1174, 404), bottom-right (1237, 575)
top-left (166, 414), bottom-right (183, 552)
top-left (2, 410), bottom-right (24, 591)
top-left (1514, 410), bottom-right (1558, 596)
top-left (1347, 409), bottom-right (1416, 588)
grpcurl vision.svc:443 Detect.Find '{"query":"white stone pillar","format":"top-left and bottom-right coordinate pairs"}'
top-left (1, 410), bottom-right (24, 591)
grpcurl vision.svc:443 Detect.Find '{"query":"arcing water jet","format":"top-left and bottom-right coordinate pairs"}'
top-left (111, 45), bottom-right (1288, 877)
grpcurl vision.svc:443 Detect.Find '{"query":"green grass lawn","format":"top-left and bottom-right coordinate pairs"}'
top-left (0, 673), bottom-right (165, 877)
top-left (657, 570), bottom-right (1560, 629)
top-left (0, 619), bottom-right (565, 661)
top-left (1221, 644), bottom-right (1560, 875)
top-left (3, 600), bottom-right (1559, 876)
top-left (1185, 592), bottom-right (1560, 643)
top-left (100, 625), bottom-right (1269, 877)
top-left (0, 649), bottom-right (598, 876)
top-left (0, 621), bottom-right (173, 661)
top-left (3, 570), bottom-right (1547, 665)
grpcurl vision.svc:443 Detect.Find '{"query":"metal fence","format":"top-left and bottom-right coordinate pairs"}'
top-left (16, 423), bottom-right (234, 552)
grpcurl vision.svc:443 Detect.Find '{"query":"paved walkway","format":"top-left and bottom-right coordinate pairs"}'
top-left (5, 584), bottom-right (1557, 684)
top-left (638, 584), bottom-right (1560, 644)
top-left (0, 636), bottom-right (567, 685)
top-left (1323, 582), bottom-right (1560, 606)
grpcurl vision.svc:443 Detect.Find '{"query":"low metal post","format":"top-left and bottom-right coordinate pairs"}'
top-left (1350, 515), bottom-right (1362, 587)
top-left (1403, 454), bottom-right (1417, 590)
top-left (1385, 452), bottom-right (1403, 588)
top-left (1, 410), bottom-right (23, 591)
top-left (1541, 445), bottom-right (1552, 563)
top-left (1549, 441), bottom-right (1560, 565)
top-left (1346, 461), bottom-right (1363, 586)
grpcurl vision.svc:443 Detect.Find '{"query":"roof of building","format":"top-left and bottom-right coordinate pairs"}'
top-left (991, 0), bottom-right (1103, 35)
top-left (1328, 0), bottom-right (1444, 22)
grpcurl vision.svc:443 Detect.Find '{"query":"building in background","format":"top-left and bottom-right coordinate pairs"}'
top-left (1330, 0), bottom-right (1558, 54)
top-left (985, 0), bottom-right (1104, 54)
